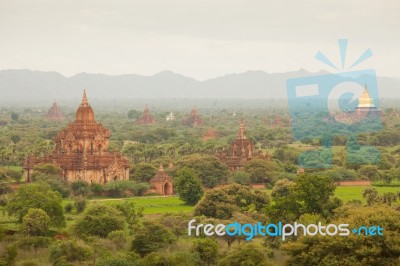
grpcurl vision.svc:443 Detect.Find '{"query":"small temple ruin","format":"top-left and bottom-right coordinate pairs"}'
top-left (217, 119), bottom-right (270, 171)
top-left (136, 105), bottom-right (156, 126)
top-left (202, 127), bottom-right (219, 141)
top-left (44, 101), bottom-right (65, 121)
top-left (149, 164), bottom-right (173, 195)
top-left (24, 90), bottom-right (130, 183)
top-left (183, 107), bottom-right (204, 127)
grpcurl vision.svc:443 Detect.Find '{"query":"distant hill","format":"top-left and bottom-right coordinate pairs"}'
top-left (0, 69), bottom-right (399, 102)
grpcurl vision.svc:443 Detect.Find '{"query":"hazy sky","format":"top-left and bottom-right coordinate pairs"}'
top-left (0, 0), bottom-right (399, 79)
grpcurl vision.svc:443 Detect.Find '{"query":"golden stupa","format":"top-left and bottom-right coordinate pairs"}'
top-left (357, 86), bottom-right (375, 109)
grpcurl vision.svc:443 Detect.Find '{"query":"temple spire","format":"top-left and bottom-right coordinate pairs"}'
top-left (236, 118), bottom-right (247, 140)
top-left (81, 90), bottom-right (89, 106)
top-left (159, 163), bottom-right (164, 172)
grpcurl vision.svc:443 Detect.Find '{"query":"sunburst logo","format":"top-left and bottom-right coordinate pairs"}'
top-left (286, 39), bottom-right (382, 168)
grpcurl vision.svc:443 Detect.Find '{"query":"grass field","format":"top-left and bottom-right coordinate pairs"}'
top-left (60, 186), bottom-right (400, 217)
top-left (334, 186), bottom-right (399, 202)
top-left (63, 196), bottom-right (193, 215)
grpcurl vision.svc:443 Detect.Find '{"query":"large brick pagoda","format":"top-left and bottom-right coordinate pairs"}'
top-left (24, 90), bottom-right (130, 183)
top-left (217, 119), bottom-right (269, 171)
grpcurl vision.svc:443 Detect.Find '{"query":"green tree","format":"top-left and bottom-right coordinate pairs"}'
top-left (10, 135), bottom-right (21, 144)
top-left (74, 205), bottom-right (126, 238)
top-left (175, 154), bottom-right (229, 187)
top-left (244, 159), bottom-right (277, 183)
top-left (191, 238), bottom-right (218, 266)
top-left (127, 109), bottom-right (141, 119)
top-left (21, 208), bottom-right (51, 236)
top-left (195, 184), bottom-right (269, 219)
top-left (130, 163), bottom-right (157, 182)
top-left (131, 221), bottom-right (176, 257)
top-left (267, 179), bottom-right (301, 223)
top-left (115, 201), bottom-right (143, 227)
top-left (74, 197), bottom-right (87, 213)
top-left (49, 240), bottom-right (92, 264)
top-left (362, 188), bottom-right (381, 206)
top-left (10, 112), bottom-right (19, 121)
top-left (32, 163), bottom-right (61, 176)
top-left (294, 174), bottom-right (338, 216)
top-left (6, 182), bottom-right (65, 227)
top-left (175, 167), bottom-right (204, 205)
top-left (70, 180), bottom-right (90, 197)
top-left (231, 171), bottom-right (251, 185)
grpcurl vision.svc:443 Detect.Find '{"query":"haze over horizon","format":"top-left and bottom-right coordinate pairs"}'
top-left (0, 0), bottom-right (399, 80)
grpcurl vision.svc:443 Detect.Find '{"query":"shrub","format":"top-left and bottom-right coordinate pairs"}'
top-left (70, 180), bottom-right (90, 197)
top-left (49, 240), bottom-right (92, 263)
top-left (191, 238), bottom-right (218, 266)
top-left (74, 205), bottom-right (126, 238)
top-left (131, 221), bottom-right (176, 256)
top-left (103, 180), bottom-right (149, 197)
top-left (107, 230), bottom-right (128, 249)
top-left (74, 197), bottom-right (87, 214)
top-left (4, 168), bottom-right (23, 182)
top-left (17, 236), bottom-right (51, 250)
top-left (0, 245), bottom-right (17, 266)
top-left (21, 208), bottom-right (51, 236)
top-left (90, 183), bottom-right (103, 197)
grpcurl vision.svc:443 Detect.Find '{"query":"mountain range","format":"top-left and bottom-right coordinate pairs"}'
top-left (0, 69), bottom-right (399, 102)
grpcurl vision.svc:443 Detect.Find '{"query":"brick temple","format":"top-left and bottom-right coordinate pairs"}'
top-left (202, 127), bottom-right (219, 141)
top-left (184, 107), bottom-right (204, 127)
top-left (44, 101), bottom-right (65, 121)
top-left (149, 164), bottom-right (173, 195)
top-left (136, 105), bottom-right (156, 126)
top-left (217, 119), bottom-right (270, 171)
top-left (24, 90), bottom-right (130, 183)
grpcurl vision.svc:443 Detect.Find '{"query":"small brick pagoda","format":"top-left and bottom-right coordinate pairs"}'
top-left (149, 164), bottom-right (173, 195)
top-left (202, 127), bottom-right (219, 141)
top-left (136, 105), bottom-right (156, 126)
top-left (24, 90), bottom-right (130, 183)
top-left (217, 119), bottom-right (270, 171)
top-left (45, 101), bottom-right (65, 121)
top-left (184, 107), bottom-right (204, 127)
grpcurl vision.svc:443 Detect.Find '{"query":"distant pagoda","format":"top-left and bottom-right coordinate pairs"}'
top-left (166, 112), bottom-right (175, 121)
top-left (355, 86), bottom-right (377, 112)
top-left (45, 101), bottom-right (65, 121)
top-left (217, 119), bottom-right (269, 171)
top-left (334, 85), bottom-right (380, 124)
top-left (202, 127), bottom-right (219, 141)
top-left (136, 105), bottom-right (156, 126)
top-left (184, 107), bottom-right (204, 127)
top-left (24, 90), bottom-right (130, 183)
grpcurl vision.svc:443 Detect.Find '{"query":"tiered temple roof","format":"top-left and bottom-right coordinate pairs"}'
top-left (24, 90), bottom-right (130, 183)
top-left (184, 107), bottom-right (204, 127)
top-left (136, 105), bottom-right (156, 126)
top-left (217, 119), bottom-right (270, 171)
top-left (45, 101), bottom-right (65, 121)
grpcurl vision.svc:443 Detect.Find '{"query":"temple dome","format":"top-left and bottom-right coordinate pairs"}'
top-left (75, 90), bottom-right (95, 123)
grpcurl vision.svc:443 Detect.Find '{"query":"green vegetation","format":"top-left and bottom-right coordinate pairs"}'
top-left (1, 104), bottom-right (400, 265)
